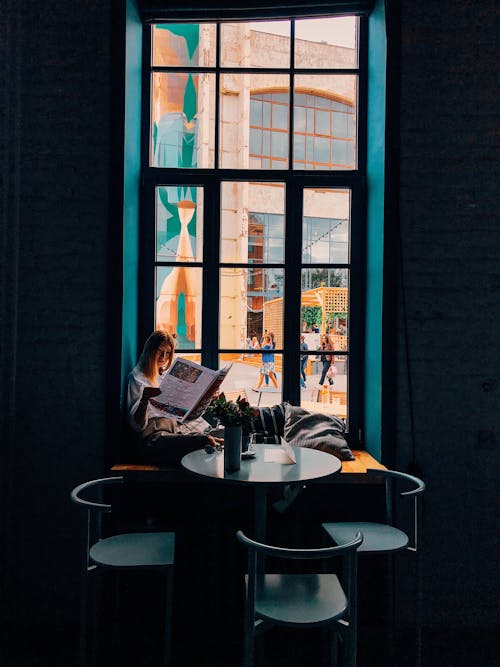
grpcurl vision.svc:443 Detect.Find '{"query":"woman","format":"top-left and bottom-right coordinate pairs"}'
top-left (251, 335), bottom-right (260, 354)
top-left (300, 334), bottom-right (308, 388)
top-left (127, 330), bottom-right (222, 464)
top-left (318, 333), bottom-right (334, 386)
top-left (256, 333), bottom-right (278, 389)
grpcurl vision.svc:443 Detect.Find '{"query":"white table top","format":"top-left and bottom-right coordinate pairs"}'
top-left (181, 445), bottom-right (341, 486)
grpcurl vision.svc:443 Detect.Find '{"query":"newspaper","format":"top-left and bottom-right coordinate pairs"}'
top-left (149, 357), bottom-right (232, 423)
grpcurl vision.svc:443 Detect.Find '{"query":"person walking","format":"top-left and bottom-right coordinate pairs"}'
top-left (267, 331), bottom-right (279, 386)
top-left (300, 334), bottom-right (308, 388)
top-left (318, 333), bottom-right (334, 386)
top-left (250, 335), bottom-right (260, 357)
top-left (256, 333), bottom-right (278, 389)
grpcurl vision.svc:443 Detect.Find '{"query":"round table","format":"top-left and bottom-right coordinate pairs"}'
top-left (181, 445), bottom-right (341, 543)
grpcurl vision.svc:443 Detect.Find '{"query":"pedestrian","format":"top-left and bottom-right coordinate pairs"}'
top-left (268, 331), bottom-right (278, 386)
top-left (256, 333), bottom-right (278, 389)
top-left (300, 334), bottom-right (308, 388)
top-left (318, 333), bottom-right (334, 386)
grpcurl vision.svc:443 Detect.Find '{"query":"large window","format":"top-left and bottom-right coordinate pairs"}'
top-left (140, 15), bottom-right (367, 436)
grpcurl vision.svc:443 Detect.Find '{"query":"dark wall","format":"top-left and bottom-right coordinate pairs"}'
top-left (0, 0), bottom-right (497, 635)
top-left (0, 0), bottom-right (112, 625)
top-left (394, 0), bottom-right (499, 629)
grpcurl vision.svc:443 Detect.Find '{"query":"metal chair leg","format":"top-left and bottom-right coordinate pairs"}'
top-left (163, 567), bottom-right (174, 667)
top-left (387, 554), bottom-right (395, 667)
top-left (243, 596), bottom-right (255, 667)
top-left (328, 624), bottom-right (339, 667)
top-left (416, 548), bottom-right (423, 667)
top-left (79, 569), bottom-right (88, 667)
top-left (112, 572), bottom-right (121, 666)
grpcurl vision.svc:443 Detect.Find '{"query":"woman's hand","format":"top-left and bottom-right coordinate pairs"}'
top-left (204, 435), bottom-right (224, 453)
top-left (141, 387), bottom-right (161, 401)
top-left (134, 387), bottom-right (161, 427)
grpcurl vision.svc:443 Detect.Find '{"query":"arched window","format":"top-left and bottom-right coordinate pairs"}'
top-left (250, 91), bottom-right (355, 170)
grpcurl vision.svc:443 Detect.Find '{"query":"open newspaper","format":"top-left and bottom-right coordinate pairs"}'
top-left (149, 357), bottom-right (232, 423)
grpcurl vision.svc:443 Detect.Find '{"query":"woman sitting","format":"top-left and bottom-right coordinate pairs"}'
top-left (127, 330), bottom-right (222, 465)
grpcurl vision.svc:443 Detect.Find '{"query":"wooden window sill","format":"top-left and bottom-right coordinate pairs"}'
top-left (110, 450), bottom-right (386, 479)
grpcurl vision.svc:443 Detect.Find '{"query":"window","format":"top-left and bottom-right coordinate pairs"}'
top-left (250, 92), bottom-right (356, 170)
top-left (140, 14), bottom-right (368, 438)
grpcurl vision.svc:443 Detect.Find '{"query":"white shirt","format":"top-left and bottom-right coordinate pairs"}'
top-left (127, 365), bottom-right (217, 436)
top-left (127, 366), bottom-right (166, 432)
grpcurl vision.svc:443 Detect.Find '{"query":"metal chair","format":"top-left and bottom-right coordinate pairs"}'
top-left (236, 529), bottom-right (363, 667)
top-left (321, 468), bottom-right (425, 666)
top-left (70, 476), bottom-right (175, 667)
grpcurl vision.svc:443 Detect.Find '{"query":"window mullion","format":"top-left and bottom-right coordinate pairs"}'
top-left (283, 176), bottom-right (303, 405)
top-left (200, 176), bottom-right (220, 368)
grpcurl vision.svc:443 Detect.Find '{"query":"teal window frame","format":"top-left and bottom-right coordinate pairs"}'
top-left (120, 0), bottom-right (389, 460)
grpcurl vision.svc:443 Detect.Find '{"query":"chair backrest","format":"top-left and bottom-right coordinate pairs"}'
top-left (70, 477), bottom-right (124, 568)
top-left (367, 468), bottom-right (425, 551)
top-left (236, 530), bottom-right (363, 562)
top-left (71, 476), bottom-right (124, 512)
top-left (236, 530), bottom-right (363, 621)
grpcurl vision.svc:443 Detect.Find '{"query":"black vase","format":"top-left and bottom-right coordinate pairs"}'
top-left (224, 425), bottom-right (242, 472)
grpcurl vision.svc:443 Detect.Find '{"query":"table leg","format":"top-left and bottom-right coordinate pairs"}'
top-left (254, 486), bottom-right (267, 572)
top-left (254, 486), bottom-right (267, 543)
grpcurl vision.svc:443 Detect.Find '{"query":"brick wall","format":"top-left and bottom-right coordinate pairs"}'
top-left (395, 0), bottom-right (498, 627)
top-left (0, 0), bottom-right (112, 625)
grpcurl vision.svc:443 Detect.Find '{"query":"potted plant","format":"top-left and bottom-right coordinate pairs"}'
top-left (205, 393), bottom-right (255, 427)
top-left (205, 394), bottom-right (256, 471)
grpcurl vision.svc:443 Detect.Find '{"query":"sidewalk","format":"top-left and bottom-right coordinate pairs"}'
top-left (221, 360), bottom-right (347, 417)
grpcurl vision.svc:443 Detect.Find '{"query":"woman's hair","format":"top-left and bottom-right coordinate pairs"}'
top-left (137, 330), bottom-right (175, 382)
top-left (321, 333), bottom-right (332, 348)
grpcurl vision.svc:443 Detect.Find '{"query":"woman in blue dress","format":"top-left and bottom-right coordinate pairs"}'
top-left (256, 333), bottom-right (279, 389)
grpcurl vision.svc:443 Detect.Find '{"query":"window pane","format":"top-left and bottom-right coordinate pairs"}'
top-left (221, 182), bottom-right (285, 264)
top-left (301, 269), bottom-right (349, 348)
top-left (221, 75), bottom-right (289, 169)
top-left (299, 352), bottom-right (348, 422)
top-left (294, 17), bottom-right (358, 69)
top-left (332, 111), bottom-right (348, 136)
top-left (293, 134), bottom-right (305, 162)
top-left (250, 99), bottom-right (262, 125)
top-left (262, 131), bottom-right (271, 155)
top-left (332, 139), bottom-right (347, 164)
top-left (218, 354), bottom-right (283, 406)
top-left (156, 267), bottom-right (202, 349)
top-left (313, 137), bottom-right (330, 164)
top-left (152, 23), bottom-right (216, 67)
top-left (294, 105), bottom-right (306, 132)
top-left (272, 102), bottom-right (289, 130)
top-left (220, 268), bottom-right (284, 351)
top-left (316, 109), bottom-right (330, 135)
top-left (151, 72), bottom-right (215, 168)
top-left (302, 188), bottom-right (350, 264)
top-left (156, 186), bottom-right (203, 262)
top-left (294, 75), bottom-right (357, 170)
top-left (249, 128), bottom-right (261, 154)
top-left (271, 132), bottom-right (288, 158)
top-left (221, 21), bottom-right (290, 68)
top-left (175, 352), bottom-right (201, 364)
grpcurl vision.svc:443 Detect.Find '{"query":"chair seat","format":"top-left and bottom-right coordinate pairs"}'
top-left (90, 531), bottom-right (175, 568)
top-left (322, 522), bottom-right (409, 554)
top-left (253, 573), bottom-right (347, 626)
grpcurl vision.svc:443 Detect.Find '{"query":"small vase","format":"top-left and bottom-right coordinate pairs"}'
top-left (224, 425), bottom-right (242, 472)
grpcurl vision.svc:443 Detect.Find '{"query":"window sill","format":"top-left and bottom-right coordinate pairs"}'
top-left (110, 449), bottom-right (385, 480)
